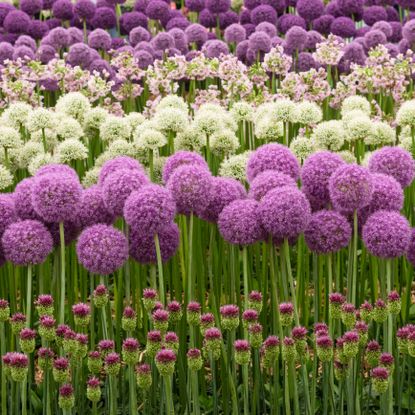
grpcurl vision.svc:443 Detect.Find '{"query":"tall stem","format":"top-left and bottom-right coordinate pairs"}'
top-left (386, 259), bottom-right (393, 415)
top-left (283, 239), bottom-right (299, 325)
top-left (21, 379), bottom-right (27, 415)
top-left (187, 214), bottom-right (194, 303)
top-left (242, 365), bottom-right (249, 414)
top-left (59, 222), bottom-right (65, 324)
top-left (154, 234), bottom-right (165, 304)
top-left (26, 265), bottom-right (32, 327)
top-left (164, 375), bottom-right (174, 415)
top-left (242, 246), bottom-right (249, 309)
top-left (129, 365), bottom-right (137, 415)
top-left (0, 323), bottom-right (6, 414)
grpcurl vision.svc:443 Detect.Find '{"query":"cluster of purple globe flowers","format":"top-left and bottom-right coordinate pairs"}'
top-left (0, 0), bottom-right (414, 76)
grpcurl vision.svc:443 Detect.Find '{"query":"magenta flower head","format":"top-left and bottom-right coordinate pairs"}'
top-left (305, 210), bottom-right (351, 254)
top-left (297, 0), bottom-right (324, 22)
top-left (3, 10), bottom-right (31, 34)
top-left (93, 284), bottom-right (108, 308)
top-left (2, 220), bottom-right (53, 266)
top-left (0, 195), bottom-right (17, 236)
top-left (360, 301), bottom-right (373, 322)
top-left (32, 172), bottom-right (82, 223)
top-left (102, 168), bottom-right (149, 217)
top-left (74, 0), bottom-right (96, 19)
top-left (104, 352), bottom-right (121, 376)
top-left (247, 143), bottom-right (300, 183)
top-left (77, 185), bottom-right (114, 229)
top-left (329, 164), bottom-right (373, 213)
top-left (330, 16), bottom-right (356, 38)
top-left (234, 339), bottom-right (251, 365)
top-left (187, 301), bottom-right (201, 326)
top-left (152, 309), bottom-right (170, 333)
top-left (387, 291), bottom-right (401, 315)
top-left (341, 303), bottom-right (356, 328)
top-left (146, 330), bottom-right (162, 357)
top-left (368, 147), bottom-right (415, 188)
top-left (129, 222), bottom-right (179, 265)
top-left (165, 332), bottom-right (179, 352)
top-left (220, 304), bottom-right (239, 331)
top-left (261, 335), bottom-right (280, 368)
top-left (38, 347), bottom-right (54, 370)
top-left (52, 0), bottom-right (73, 20)
top-left (371, 367), bottom-right (390, 394)
top-left (282, 337), bottom-right (297, 362)
top-left (379, 352), bottom-right (394, 369)
top-left (206, 0), bottom-right (230, 13)
top-left (316, 335), bottom-right (334, 362)
top-left (362, 211), bottom-right (411, 259)
top-left (199, 177), bottom-right (246, 223)
top-left (122, 337), bottom-right (140, 365)
top-left (13, 178), bottom-right (41, 221)
top-left (9, 353), bottom-right (29, 382)
top-left (77, 224), bottom-right (128, 275)
top-left (124, 184), bottom-right (176, 235)
top-left (19, 328), bottom-right (36, 354)
top-left (200, 313), bottom-right (215, 335)
top-left (301, 151), bottom-right (345, 211)
top-left (167, 164), bottom-right (213, 216)
top-left (329, 293), bottom-right (345, 319)
top-left (0, 299), bottom-right (9, 322)
top-left (86, 376), bottom-right (101, 402)
top-left (187, 348), bottom-right (203, 371)
top-left (249, 170), bottom-right (297, 202)
top-left (53, 356), bottom-right (70, 383)
top-left (218, 199), bottom-right (264, 245)
top-left (136, 363), bottom-right (152, 389)
top-left (121, 306), bottom-right (137, 332)
top-left (203, 327), bottom-right (222, 359)
top-left (72, 302), bottom-right (91, 326)
top-left (10, 313), bottom-right (26, 334)
top-left (155, 349), bottom-right (176, 376)
top-left (279, 302), bottom-right (294, 327)
top-left (248, 291), bottom-right (263, 312)
top-left (342, 330), bottom-right (360, 359)
top-left (314, 322), bottom-right (329, 337)
top-left (142, 288), bottom-right (158, 311)
top-left (99, 156), bottom-right (145, 186)
top-left (259, 186), bottom-right (311, 240)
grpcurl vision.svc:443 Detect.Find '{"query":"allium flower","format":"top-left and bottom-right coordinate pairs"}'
top-left (311, 120), bottom-right (345, 151)
top-left (396, 100), bottom-right (415, 128)
top-left (248, 291), bottom-right (263, 313)
top-left (366, 122), bottom-right (395, 146)
top-left (3, 11), bottom-right (31, 34)
top-left (199, 312), bottom-right (215, 335)
top-left (187, 348), bottom-right (203, 371)
top-left (0, 166), bottom-right (12, 191)
top-left (187, 301), bottom-right (202, 326)
top-left (135, 129), bottom-right (167, 150)
top-left (220, 304), bottom-right (240, 331)
top-left (10, 313), bottom-right (26, 335)
top-left (9, 353), bottom-right (29, 382)
top-left (261, 335), bottom-right (280, 368)
top-left (363, 211), bottom-right (410, 259)
top-left (38, 348), bottom-right (54, 370)
top-left (316, 335), bottom-right (334, 362)
top-left (234, 339), bottom-right (251, 365)
top-left (279, 303), bottom-right (294, 327)
top-left (329, 293), bottom-right (345, 319)
top-left (86, 377), bottom-right (101, 403)
top-left (368, 147), bottom-right (415, 188)
top-left (56, 93), bottom-right (91, 124)
top-left (200, 177), bottom-right (246, 222)
top-left (39, 315), bottom-right (56, 341)
top-left (53, 357), bottom-right (70, 383)
top-left (247, 143), bottom-right (300, 183)
top-left (152, 309), bottom-right (170, 333)
top-left (98, 156), bottom-right (145, 186)
top-left (19, 328), bottom-right (36, 354)
top-left (72, 303), bottom-right (91, 327)
top-left (32, 173), bottom-right (82, 223)
top-left (341, 303), bottom-right (356, 328)
top-left (104, 352), bottom-right (121, 376)
top-left (92, 284), bottom-right (108, 308)
top-left (294, 101), bottom-right (323, 126)
top-left (155, 349), bottom-right (176, 376)
top-left (0, 299), bottom-right (9, 322)
top-left (2, 220), bottom-right (53, 266)
top-left (285, 26), bottom-right (307, 53)
top-left (371, 367), bottom-right (390, 394)
top-left (162, 151), bottom-right (209, 184)
top-left (87, 351), bottom-right (103, 374)
top-left (305, 210), bottom-right (351, 254)
top-left (26, 108), bottom-right (55, 132)
top-left (167, 301), bottom-right (182, 323)
top-left (203, 327), bottom-right (222, 360)
top-left (77, 224), bottom-right (128, 275)
top-left (282, 337), bottom-right (297, 362)
top-left (122, 338), bottom-right (140, 365)
top-left (290, 136), bottom-right (319, 162)
top-left (329, 164), bottom-right (373, 212)
top-left (136, 363), bottom-right (152, 389)
top-left (259, 186), bottom-right (311, 240)
top-left (372, 299), bottom-right (388, 324)
top-left (100, 116), bottom-right (132, 143)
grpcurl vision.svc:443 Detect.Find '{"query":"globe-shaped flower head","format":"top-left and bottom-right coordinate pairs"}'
top-left (329, 164), bottom-right (373, 213)
top-left (406, 229), bottom-right (415, 267)
top-left (32, 172), bottom-right (82, 223)
top-left (76, 224), bottom-right (128, 275)
top-left (259, 186), bottom-right (311, 240)
top-left (301, 151), bottom-right (345, 211)
top-left (167, 164), bottom-right (212, 216)
top-left (129, 222), bottom-right (179, 264)
top-left (2, 220), bottom-right (53, 265)
top-left (247, 143), bottom-right (300, 183)
top-left (13, 178), bottom-right (40, 221)
top-left (218, 199), bottom-right (264, 245)
top-left (124, 184), bottom-right (176, 235)
top-left (304, 210), bottom-right (352, 254)
top-left (368, 147), bottom-right (415, 188)
top-left (248, 170), bottom-right (297, 201)
top-left (102, 169), bottom-right (149, 217)
top-left (199, 177), bottom-right (247, 223)
top-left (162, 151), bottom-right (209, 184)
top-left (0, 194), bottom-right (16, 236)
top-left (362, 211), bottom-right (411, 259)
top-left (98, 156), bottom-right (145, 186)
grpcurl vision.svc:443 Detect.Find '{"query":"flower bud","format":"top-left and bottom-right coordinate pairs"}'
top-left (142, 288), bottom-right (158, 312)
top-left (342, 331), bottom-right (359, 359)
top-left (292, 326), bottom-right (308, 356)
top-left (19, 328), bottom-right (36, 354)
top-left (146, 330), bottom-right (162, 358)
top-left (203, 328), bottom-right (222, 360)
top-left (372, 299), bottom-right (388, 324)
top-left (155, 349), bottom-right (176, 377)
top-left (248, 291), bottom-right (263, 313)
top-left (187, 348), bottom-right (203, 371)
top-left (58, 384), bottom-right (75, 410)
top-left (234, 340), bottom-right (250, 365)
top-left (371, 367), bottom-right (389, 394)
top-left (121, 306), bottom-right (137, 332)
top-left (75, 334), bottom-right (88, 359)
top-left (167, 301), bottom-right (183, 323)
top-left (341, 303), bottom-right (356, 328)
top-left (365, 340), bottom-right (381, 367)
top-left (187, 301), bottom-right (201, 326)
top-left (379, 352), bottom-right (394, 374)
top-left (38, 348), bottom-right (54, 370)
top-left (152, 309), bottom-right (169, 334)
top-left (0, 299), bottom-right (10, 322)
top-left (329, 293), bottom-right (345, 320)
top-left (122, 338), bottom-right (140, 366)
top-left (220, 304), bottom-right (239, 331)
top-left (87, 351), bottom-right (103, 374)
top-left (136, 363), bottom-right (152, 389)
top-left (387, 291), bottom-right (401, 316)
top-left (39, 315), bottom-right (56, 341)
top-left (53, 357), bottom-right (70, 383)
top-left (98, 339), bottom-right (115, 358)
top-left (72, 303), bottom-right (91, 327)
top-left (10, 353), bottom-right (28, 382)
top-left (63, 329), bottom-right (79, 355)
top-left (248, 323), bottom-right (263, 349)
top-left (261, 336), bottom-right (280, 369)
top-left (10, 313), bottom-right (26, 335)
top-left (313, 322), bottom-right (329, 338)
top-left (200, 313), bottom-right (215, 336)
top-left (282, 337), bottom-right (297, 363)
top-left (354, 321), bottom-right (368, 347)
top-left (165, 332), bottom-right (180, 353)
top-left (316, 335), bottom-right (333, 362)
top-left (334, 360), bottom-right (348, 381)
top-left (242, 309), bottom-right (258, 329)
top-left (35, 295), bottom-right (54, 317)
top-left (55, 324), bottom-right (70, 348)
top-left (93, 284), bottom-right (109, 308)
top-left (359, 301), bottom-right (373, 323)
top-left (104, 352), bottom-right (121, 376)
top-left (86, 377), bottom-right (101, 403)
top-left (279, 303), bottom-right (294, 327)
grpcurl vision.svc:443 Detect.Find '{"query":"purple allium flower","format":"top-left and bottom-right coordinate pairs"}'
top-left (203, 39), bottom-right (229, 58)
top-left (129, 222), bottom-right (179, 264)
top-left (99, 156), bottom-right (145, 186)
top-left (330, 16), bottom-right (356, 38)
top-left (329, 292), bottom-right (345, 305)
top-left (53, 357), bottom-right (69, 371)
top-left (12, 46), bottom-right (34, 60)
top-left (74, 0), bottom-right (96, 19)
top-left (145, 1), bottom-right (169, 21)
top-left (297, 0), bottom-right (324, 22)
top-left (362, 210), bottom-right (411, 259)
top-left (15, 35), bottom-right (36, 51)
top-left (343, 330), bottom-right (359, 343)
top-left (156, 348), bottom-right (176, 363)
top-left (304, 210), bottom-right (351, 254)
top-left (129, 26), bottom-right (150, 46)
top-left (38, 347), bottom-right (54, 359)
top-left (0, 196), bottom-right (16, 233)
top-left (20, 0), bottom-right (42, 15)
top-left (242, 309), bottom-right (259, 324)
top-left (37, 45), bottom-right (56, 63)
top-left (218, 199), bottom-right (264, 245)
top-left (185, 23), bottom-right (207, 45)
top-left (363, 5), bottom-right (387, 26)
top-left (72, 302), bottom-right (90, 317)
top-left (120, 11), bottom-right (148, 34)
top-left (199, 9), bottom-right (215, 28)
top-left (39, 315), bottom-right (55, 327)
top-left (372, 21), bottom-right (393, 39)
top-left (134, 49), bottom-right (154, 69)
top-left (305, 30), bottom-right (323, 50)
top-left (166, 164), bottom-right (212, 216)
top-left (77, 185), bottom-right (114, 229)
top-left (256, 22), bottom-right (277, 38)
top-left (224, 23), bottom-right (246, 44)
top-left (19, 328), bottom-right (36, 340)
top-left (204, 327), bottom-right (222, 340)
top-left (102, 168), bottom-right (149, 217)
top-left (249, 170), bottom-right (296, 202)
top-left (277, 14), bottom-right (306, 35)
top-left (87, 376), bottom-right (100, 388)
top-left (316, 335), bottom-right (333, 348)
top-left (3, 11), bottom-right (31, 34)
top-left (88, 29), bottom-right (111, 51)
top-left (250, 5), bottom-right (277, 26)
top-left (151, 32), bottom-right (174, 51)
top-left (285, 26), bottom-right (308, 53)
top-left (337, 0), bottom-right (363, 16)
top-left (259, 186), bottom-right (311, 240)
top-left (152, 309), bottom-right (169, 322)
top-left (199, 177), bottom-right (246, 223)
top-left (355, 320), bottom-right (368, 333)
top-left (0, 3), bottom-right (14, 25)
top-left (371, 366), bottom-right (389, 379)
top-left (98, 339), bottom-right (115, 353)
top-left (76, 224), bottom-right (128, 275)
top-left (314, 322), bottom-right (329, 336)
top-left (328, 164), bottom-right (373, 212)
top-left (312, 15), bottom-right (335, 35)
top-left (292, 326), bottom-right (308, 340)
top-left (91, 7), bottom-right (116, 29)
top-left (162, 152), bottom-right (208, 184)
top-left (32, 172), bottom-right (81, 223)
top-left (219, 10), bottom-right (238, 30)
top-left (10, 353), bottom-right (29, 368)
top-left (185, 0), bottom-right (205, 11)
top-left (402, 19), bottom-right (415, 44)
top-left (206, 0), bottom-right (230, 13)
top-left (247, 31), bottom-right (271, 54)
top-left (52, 0), bottom-right (73, 20)
top-left (66, 43), bottom-right (94, 68)
top-left (297, 52), bottom-right (317, 71)
top-left (368, 147), bottom-right (415, 188)
top-left (365, 29), bottom-right (387, 49)
top-left (0, 43), bottom-right (14, 64)
top-left (234, 339), bottom-right (250, 352)
top-left (263, 335), bottom-right (280, 349)
top-left (122, 337), bottom-right (140, 351)
top-left (220, 304), bottom-right (239, 317)
top-left (2, 220), bottom-right (53, 266)
top-left (124, 184), bottom-right (175, 235)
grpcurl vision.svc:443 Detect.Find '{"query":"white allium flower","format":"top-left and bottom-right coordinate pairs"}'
top-left (345, 116), bottom-right (374, 143)
top-left (269, 99), bottom-right (297, 123)
top-left (55, 116), bottom-right (84, 141)
top-left (55, 92), bottom-right (91, 123)
top-left (294, 101), bottom-right (323, 125)
top-left (83, 107), bottom-right (109, 135)
top-left (26, 108), bottom-right (55, 132)
top-left (255, 102), bottom-right (277, 124)
top-left (221, 112), bottom-right (238, 132)
top-left (100, 116), bottom-right (132, 143)
top-left (194, 110), bottom-right (223, 136)
top-left (95, 151), bottom-right (114, 168)
top-left (28, 153), bottom-right (53, 176)
top-left (156, 95), bottom-right (188, 114)
top-left (341, 95), bottom-right (371, 117)
top-left (0, 126), bottom-right (22, 150)
top-left (337, 150), bottom-right (357, 164)
top-left (30, 128), bottom-right (58, 150)
top-left (125, 112), bottom-right (146, 132)
top-left (17, 141), bottom-right (44, 169)
top-left (230, 102), bottom-right (254, 123)
top-left (2, 102), bottom-right (32, 129)
top-left (210, 129), bottom-right (240, 157)
top-left (82, 167), bottom-right (100, 188)
top-left (341, 109), bottom-right (367, 122)
top-left (398, 126), bottom-right (413, 152)
top-left (218, 151), bottom-right (252, 182)
top-left (365, 121), bottom-right (395, 146)
top-left (0, 165), bottom-right (13, 190)
top-left (198, 103), bottom-right (223, 113)
top-left (255, 116), bottom-right (284, 141)
top-left (153, 108), bottom-right (189, 134)
top-left (107, 139), bottom-right (136, 158)
top-left (135, 128), bottom-right (167, 150)
top-left (290, 136), bottom-right (319, 161)
top-left (311, 120), bottom-right (345, 151)
top-left (396, 100), bottom-right (415, 128)
top-left (55, 139), bottom-right (88, 163)
top-left (175, 126), bottom-right (206, 152)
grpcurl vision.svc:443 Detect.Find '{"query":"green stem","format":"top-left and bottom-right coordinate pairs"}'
top-left (154, 234), bottom-right (165, 304)
top-left (59, 222), bottom-right (65, 324)
top-left (21, 379), bottom-right (27, 415)
top-left (129, 365), bottom-right (137, 415)
top-left (242, 364), bottom-right (249, 414)
top-left (164, 375), bottom-right (174, 415)
top-left (386, 259), bottom-right (393, 415)
top-left (187, 214), bottom-right (194, 304)
top-left (26, 265), bottom-right (32, 327)
top-left (283, 239), bottom-right (299, 325)
top-left (0, 323), bottom-right (6, 415)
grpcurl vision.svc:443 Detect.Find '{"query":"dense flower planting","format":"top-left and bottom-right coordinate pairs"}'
top-left (0, 0), bottom-right (415, 414)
